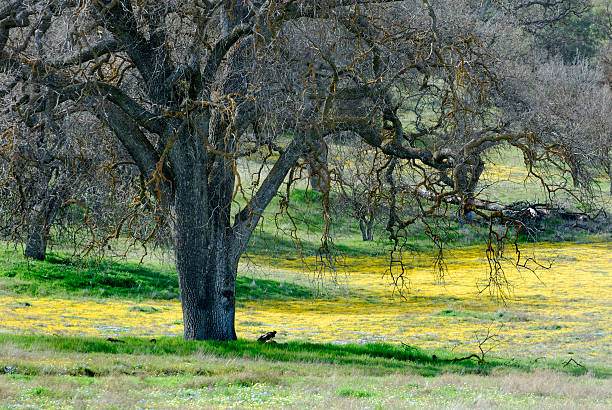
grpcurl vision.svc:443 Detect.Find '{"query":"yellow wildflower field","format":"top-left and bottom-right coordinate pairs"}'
top-left (0, 242), bottom-right (610, 366)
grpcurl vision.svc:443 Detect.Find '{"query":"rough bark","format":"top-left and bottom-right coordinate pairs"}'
top-left (166, 2), bottom-right (251, 341)
top-left (3, 0), bottom-right (600, 342)
top-left (172, 215), bottom-right (238, 341)
top-left (169, 125), bottom-right (305, 340)
top-left (168, 126), bottom-right (236, 340)
top-left (308, 139), bottom-right (329, 193)
top-left (24, 229), bottom-right (47, 260)
top-left (23, 189), bottom-right (64, 261)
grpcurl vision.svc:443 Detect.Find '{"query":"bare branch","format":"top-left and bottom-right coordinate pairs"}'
top-left (51, 39), bottom-right (121, 67)
top-left (232, 134), bottom-right (307, 259)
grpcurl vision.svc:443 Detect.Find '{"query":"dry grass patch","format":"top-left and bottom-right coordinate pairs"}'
top-left (494, 369), bottom-right (611, 399)
top-left (0, 364), bottom-right (610, 409)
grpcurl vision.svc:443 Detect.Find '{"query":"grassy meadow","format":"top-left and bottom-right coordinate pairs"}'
top-left (3, 243), bottom-right (610, 366)
top-left (1, 150), bottom-right (611, 408)
top-left (1, 240), bottom-right (611, 407)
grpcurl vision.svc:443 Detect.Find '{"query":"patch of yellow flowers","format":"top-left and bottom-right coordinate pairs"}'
top-left (1, 242), bottom-right (610, 365)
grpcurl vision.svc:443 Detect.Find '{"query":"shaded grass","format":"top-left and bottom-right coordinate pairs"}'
top-left (0, 249), bottom-right (178, 300)
top-left (0, 334), bottom-right (608, 378)
top-left (0, 248), bottom-right (313, 302)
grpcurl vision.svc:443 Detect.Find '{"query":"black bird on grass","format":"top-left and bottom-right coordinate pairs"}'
top-left (257, 330), bottom-right (276, 343)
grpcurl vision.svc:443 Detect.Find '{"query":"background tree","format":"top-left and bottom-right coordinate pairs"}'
top-left (331, 135), bottom-right (385, 242)
top-left (502, 0), bottom-right (604, 61)
top-left (597, 4), bottom-right (612, 195)
top-left (0, 85), bottom-right (142, 260)
top-left (512, 58), bottom-right (612, 198)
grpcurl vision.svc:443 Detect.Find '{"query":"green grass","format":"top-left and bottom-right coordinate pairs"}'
top-left (245, 187), bottom-right (490, 257)
top-left (1, 334), bottom-right (607, 378)
top-left (243, 187), bottom-right (481, 257)
top-left (335, 388), bottom-right (374, 398)
top-left (1, 334), bottom-right (610, 408)
top-left (0, 247), bottom-right (313, 302)
top-left (246, 182), bottom-right (609, 260)
top-left (0, 249), bottom-right (178, 299)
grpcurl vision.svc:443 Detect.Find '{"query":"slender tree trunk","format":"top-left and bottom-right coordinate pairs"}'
top-left (609, 158), bottom-right (611, 196)
top-left (358, 211), bottom-right (375, 241)
top-left (365, 212), bottom-right (374, 241)
top-left (359, 216), bottom-right (368, 241)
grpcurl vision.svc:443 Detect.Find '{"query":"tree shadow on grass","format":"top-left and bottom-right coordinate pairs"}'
top-left (4, 334), bottom-right (601, 378)
top-left (3, 252), bottom-right (314, 302)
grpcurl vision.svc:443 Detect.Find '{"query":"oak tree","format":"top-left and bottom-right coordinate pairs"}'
top-left (0, 0), bottom-right (603, 340)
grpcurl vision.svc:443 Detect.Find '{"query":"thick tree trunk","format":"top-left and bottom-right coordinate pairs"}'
top-left (169, 116), bottom-right (239, 340)
top-left (456, 156), bottom-right (483, 225)
top-left (164, 1), bottom-right (303, 341)
top-left (24, 229), bottom-right (47, 260)
top-left (458, 209), bottom-right (475, 226)
top-left (171, 177), bottom-right (238, 341)
top-left (23, 193), bottom-right (63, 261)
top-left (167, 4), bottom-right (250, 339)
top-left (174, 233), bottom-right (237, 341)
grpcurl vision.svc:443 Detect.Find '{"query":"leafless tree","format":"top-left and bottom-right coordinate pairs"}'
top-left (0, 79), bottom-right (142, 260)
top-left (0, 0), bottom-right (604, 340)
top-left (330, 135), bottom-right (385, 241)
top-left (515, 58), bottom-right (612, 197)
top-left (498, 0), bottom-right (590, 28)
